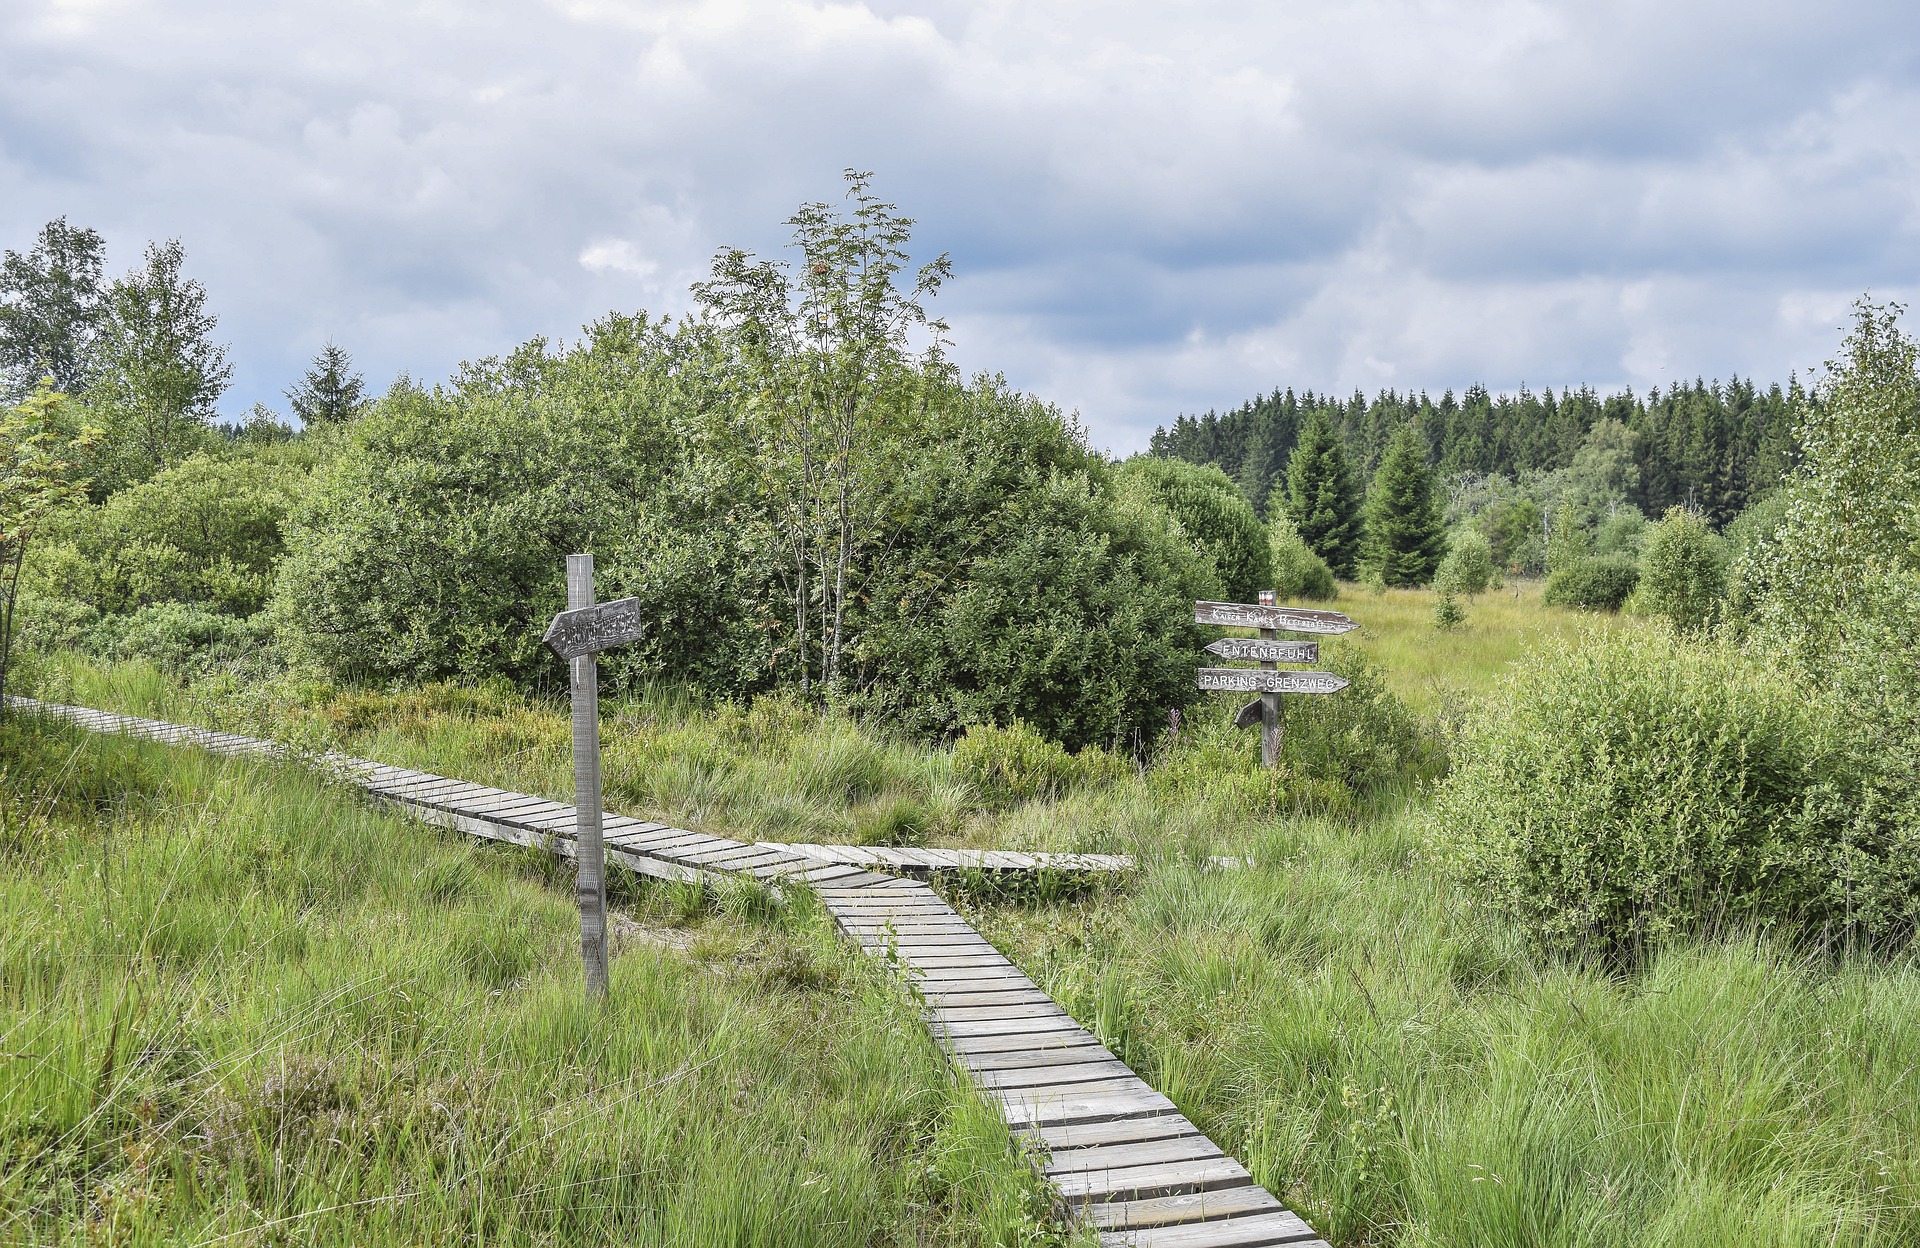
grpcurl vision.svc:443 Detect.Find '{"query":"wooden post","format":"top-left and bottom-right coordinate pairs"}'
top-left (567, 553), bottom-right (610, 999)
top-left (1259, 626), bottom-right (1282, 768)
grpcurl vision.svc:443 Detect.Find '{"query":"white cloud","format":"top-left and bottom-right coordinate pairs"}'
top-left (1, 0), bottom-right (1915, 447)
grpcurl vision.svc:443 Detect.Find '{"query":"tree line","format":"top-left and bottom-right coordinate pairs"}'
top-left (1151, 377), bottom-right (1801, 532)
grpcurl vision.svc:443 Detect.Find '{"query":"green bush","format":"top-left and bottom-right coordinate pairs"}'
top-left (1542, 554), bottom-right (1640, 611)
top-left (1118, 456), bottom-right (1271, 600)
top-left (952, 720), bottom-right (1126, 806)
top-left (1280, 648), bottom-right (1440, 804)
top-left (1434, 530), bottom-right (1495, 597)
top-left (1637, 507), bottom-right (1727, 632)
top-left (32, 453), bottom-right (301, 617)
top-left (1593, 506), bottom-right (1648, 558)
top-left (1268, 511), bottom-right (1337, 601)
top-left (86, 603), bottom-right (273, 674)
top-left (1429, 628), bottom-right (1908, 957)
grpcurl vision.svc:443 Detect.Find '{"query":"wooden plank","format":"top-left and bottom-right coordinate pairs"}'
top-left (955, 1040), bottom-right (1116, 1071)
top-left (1084, 1186), bottom-right (1289, 1231)
top-left (947, 1029), bottom-right (1105, 1057)
top-left (1195, 669), bottom-right (1349, 696)
top-left (995, 1086), bottom-right (1180, 1129)
top-left (976, 1060), bottom-right (1137, 1091)
top-left (1044, 1134), bottom-right (1224, 1174)
top-left (916, 987), bottom-right (1056, 1008)
top-left (1027, 1115), bottom-right (1203, 1153)
top-left (1051, 1156), bottom-right (1252, 1203)
top-left (1204, 637), bottom-right (1319, 664)
top-left (929, 1002), bottom-right (1075, 1025)
top-left (1192, 601), bottom-right (1356, 634)
top-left (1096, 1212), bottom-right (1326, 1247)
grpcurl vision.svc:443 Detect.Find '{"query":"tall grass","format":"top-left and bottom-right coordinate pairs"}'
top-left (0, 717), bottom-right (1067, 1245)
top-left (974, 812), bottom-right (1920, 1247)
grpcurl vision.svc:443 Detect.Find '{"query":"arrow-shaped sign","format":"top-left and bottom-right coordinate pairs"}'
top-left (1205, 637), bottom-right (1319, 664)
top-left (1193, 601), bottom-right (1357, 634)
top-left (542, 597), bottom-right (645, 660)
top-left (1198, 668), bottom-right (1350, 695)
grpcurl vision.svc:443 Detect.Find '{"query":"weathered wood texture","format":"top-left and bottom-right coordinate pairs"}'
top-left (566, 554), bottom-right (612, 999)
top-left (1197, 669), bottom-right (1350, 695)
top-left (15, 695), bottom-right (1322, 1248)
top-left (541, 596), bottom-right (645, 660)
top-left (1203, 637), bottom-right (1319, 664)
top-left (1192, 601), bottom-right (1356, 635)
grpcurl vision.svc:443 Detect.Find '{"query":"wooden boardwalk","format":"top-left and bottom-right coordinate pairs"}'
top-left (15, 697), bottom-right (1326, 1247)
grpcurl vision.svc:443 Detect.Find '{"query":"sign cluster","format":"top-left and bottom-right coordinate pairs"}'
top-left (1193, 594), bottom-right (1356, 767)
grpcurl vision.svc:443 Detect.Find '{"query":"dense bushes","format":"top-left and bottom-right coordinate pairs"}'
top-left (1541, 554), bottom-right (1639, 611)
top-left (1429, 628), bottom-right (1908, 956)
top-left (1434, 530), bottom-right (1495, 596)
top-left (1117, 457), bottom-right (1269, 600)
top-left (34, 453), bottom-right (301, 616)
top-left (272, 322), bottom-right (768, 694)
top-left (272, 324), bottom-right (1211, 749)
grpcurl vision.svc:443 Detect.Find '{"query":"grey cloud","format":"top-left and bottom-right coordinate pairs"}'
top-left (1, 0), bottom-right (1915, 449)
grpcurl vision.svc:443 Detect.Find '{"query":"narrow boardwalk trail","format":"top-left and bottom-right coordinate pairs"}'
top-left (17, 698), bottom-right (1327, 1248)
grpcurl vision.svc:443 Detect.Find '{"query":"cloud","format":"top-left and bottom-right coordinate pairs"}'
top-left (1, 0), bottom-right (1915, 449)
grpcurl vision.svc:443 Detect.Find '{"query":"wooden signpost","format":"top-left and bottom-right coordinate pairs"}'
top-left (1196, 592), bottom-right (1355, 767)
top-left (543, 555), bottom-right (645, 999)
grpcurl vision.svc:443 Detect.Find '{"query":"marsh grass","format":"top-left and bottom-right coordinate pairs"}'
top-left (0, 717), bottom-right (1070, 1246)
top-left (27, 598), bottom-right (1920, 1247)
top-left (976, 812), bottom-right (1920, 1247)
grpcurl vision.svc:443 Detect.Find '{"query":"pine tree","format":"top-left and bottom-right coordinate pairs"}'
top-left (1281, 409), bottom-right (1363, 577)
top-left (287, 342), bottom-right (368, 425)
top-left (1362, 424), bottom-right (1446, 587)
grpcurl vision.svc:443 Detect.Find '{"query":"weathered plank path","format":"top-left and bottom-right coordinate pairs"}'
top-left (16, 697), bottom-right (1326, 1247)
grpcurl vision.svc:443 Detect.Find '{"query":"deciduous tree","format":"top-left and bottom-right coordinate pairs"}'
top-left (0, 218), bottom-right (107, 401)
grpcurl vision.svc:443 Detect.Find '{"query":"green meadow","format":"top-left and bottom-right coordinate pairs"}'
top-left (19, 578), bottom-right (1920, 1247)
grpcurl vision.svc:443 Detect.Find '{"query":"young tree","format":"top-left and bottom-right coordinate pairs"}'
top-left (694, 169), bottom-right (952, 694)
top-left (0, 383), bottom-right (97, 713)
top-left (1267, 509), bottom-right (1337, 601)
top-left (286, 342), bottom-right (368, 425)
top-left (1435, 528), bottom-right (1496, 597)
top-left (0, 217), bottom-right (107, 401)
top-left (1279, 408), bottom-right (1363, 577)
top-left (1638, 506), bottom-right (1726, 632)
top-left (1362, 424), bottom-right (1446, 586)
top-left (88, 239), bottom-right (232, 491)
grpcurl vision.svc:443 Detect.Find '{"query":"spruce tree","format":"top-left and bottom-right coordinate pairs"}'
top-left (1362, 424), bottom-right (1445, 586)
top-left (287, 342), bottom-right (367, 425)
top-left (1280, 409), bottom-right (1363, 577)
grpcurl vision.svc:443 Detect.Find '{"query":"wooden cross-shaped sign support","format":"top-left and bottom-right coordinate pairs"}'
top-left (543, 554), bottom-right (645, 999)
top-left (1195, 594), bottom-right (1356, 767)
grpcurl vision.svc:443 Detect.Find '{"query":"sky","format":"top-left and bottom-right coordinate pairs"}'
top-left (3, 0), bottom-right (1917, 453)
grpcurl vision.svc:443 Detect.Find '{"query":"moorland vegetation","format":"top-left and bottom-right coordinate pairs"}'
top-left (4, 176), bottom-right (1920, 1247)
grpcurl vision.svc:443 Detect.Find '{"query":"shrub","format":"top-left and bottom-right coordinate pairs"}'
top-left (1637, 507), bottom-right (1727, 632)
top-left (1431, 589), bottom-right (1464, 631)
top-left (1428, 628), bottom-right (1909, 957)
top-left (1118, 456), bottom-right (1271, 600)
top-left (1433, 530), bottom-right (1495, 597)
top-left (1268, 511), bottom-right (1337, 601)
top-left (1542, 554), bottom-right (1640, 611)
top-left (1593, 506), bottom-right (1648, 558)
top-left (952, 720), bottom-right (1126, 807)
top-left (86, 602), bottom-right (273, 674)
top-left (1280, 648), bottom-right (1441, 803)
top-left (33, 453), bottom-right (300, 617)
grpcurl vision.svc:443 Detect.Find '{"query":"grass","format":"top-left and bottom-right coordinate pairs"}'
top-left (1302, 578), bottom-right (1613, 717)
top-left (19, 583), bottom-right (1911, 1247)
top-left (0, 715), bottom-right (1068, 1246)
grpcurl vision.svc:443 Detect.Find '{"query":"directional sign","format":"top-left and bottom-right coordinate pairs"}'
top-left (1205, 637), bottom-right (1320, 664)
top-left (542, 597), bottom-right (645, 660)
top-left (1233, 699), bottom-right (1264, 730)
top-left (1198, 668), bottom-right (1350, 695)
top-left (1193, 601), bottom-right (1357, 635)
